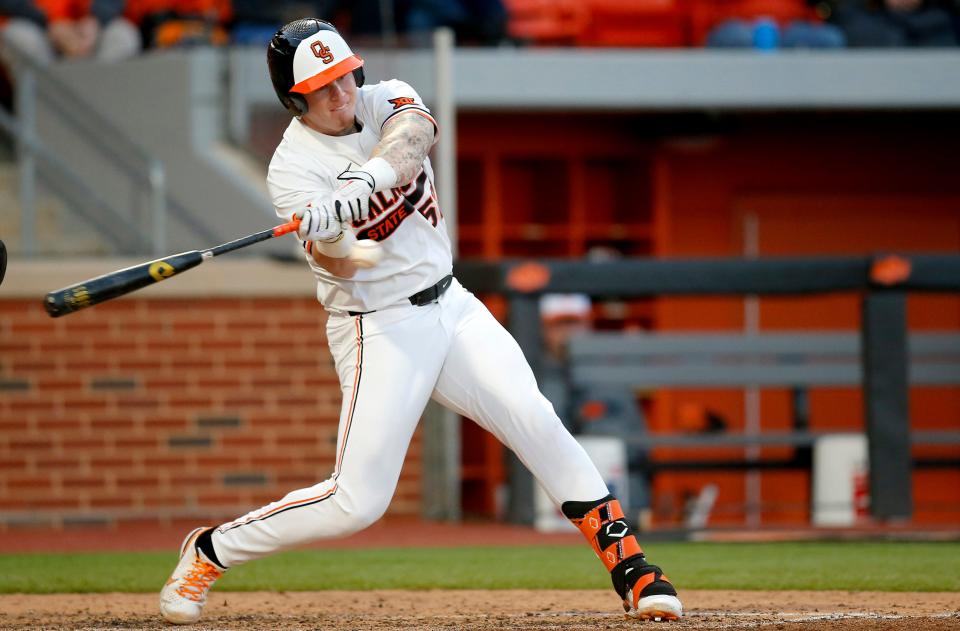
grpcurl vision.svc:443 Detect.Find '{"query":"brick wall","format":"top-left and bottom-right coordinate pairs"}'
top-left (0, 292), bottom-right (422, 529)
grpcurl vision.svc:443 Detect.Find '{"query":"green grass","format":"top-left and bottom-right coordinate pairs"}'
top-left (1, 542), bottom-right (958, 594)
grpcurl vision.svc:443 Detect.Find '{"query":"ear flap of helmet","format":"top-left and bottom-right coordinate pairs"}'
top-left (287, 94), bottom-right (307, 116)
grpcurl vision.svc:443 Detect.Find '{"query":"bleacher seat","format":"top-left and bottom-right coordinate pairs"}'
top-left (505, 0), bottom-right (690, 47)
top-left (504, 0), bottom-right (588, 45)
top-left (577, 0), bottom-right (690, 48)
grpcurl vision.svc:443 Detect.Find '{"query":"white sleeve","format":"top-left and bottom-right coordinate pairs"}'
top-left (267, 150), bottom-right (334, 222)
top-left (366, 79), bottom-right (438, 137)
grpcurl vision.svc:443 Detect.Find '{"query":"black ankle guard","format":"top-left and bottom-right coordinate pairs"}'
top-left (611, 555), bottom-right (675, 600)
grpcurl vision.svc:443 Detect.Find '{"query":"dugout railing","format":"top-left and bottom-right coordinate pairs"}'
top-left (567, 331), bottom-right (960, 471)
top-left (0, 45), bottom-right (216, 257)
top-left (452, 253), bottom-right (960, 525)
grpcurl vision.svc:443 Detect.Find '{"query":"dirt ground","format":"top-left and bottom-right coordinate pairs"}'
top-left (1, 590), bottom-right (958, 630)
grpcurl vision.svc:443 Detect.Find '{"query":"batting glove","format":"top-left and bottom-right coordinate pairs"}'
top-left (295, 205), bottom-right (341, 242)
top-left (332, 158), bottom-right (398, 224)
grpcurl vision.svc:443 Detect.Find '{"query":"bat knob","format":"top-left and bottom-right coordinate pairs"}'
top-left (44, 294), bottom-right (64, 318)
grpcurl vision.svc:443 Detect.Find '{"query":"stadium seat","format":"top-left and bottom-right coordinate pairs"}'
top-left (503, 0), bottom-right (589, 45)
top-left (577, 0), bottom-right (690, 47)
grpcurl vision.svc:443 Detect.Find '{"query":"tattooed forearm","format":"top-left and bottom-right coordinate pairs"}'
top-left (373, 113), bottom-right (435, 186)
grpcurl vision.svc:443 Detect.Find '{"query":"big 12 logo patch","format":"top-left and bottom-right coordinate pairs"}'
top-left (388, 97), bottom-right (416, 110)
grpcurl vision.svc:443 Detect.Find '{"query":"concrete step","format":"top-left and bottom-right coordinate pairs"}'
top-left (0, 163), bottom-right (113, 256)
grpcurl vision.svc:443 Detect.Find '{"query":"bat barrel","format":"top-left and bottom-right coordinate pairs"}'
top-left (41, 219), bottom-right (299, 318)
top-left (44, 251), bottom-right (204, 318)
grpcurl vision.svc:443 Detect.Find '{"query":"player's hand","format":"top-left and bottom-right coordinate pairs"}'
top-left (295, 205), bottom-right (341, 242)
top-left (331, 166), bottom-right (375, 224)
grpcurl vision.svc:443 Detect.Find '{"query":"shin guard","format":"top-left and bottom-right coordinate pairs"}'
top-left (562, 495), bottom-right (679, 618)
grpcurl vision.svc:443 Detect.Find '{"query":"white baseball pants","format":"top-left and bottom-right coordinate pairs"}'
top-left (211, 279), bottom-right (608, 566)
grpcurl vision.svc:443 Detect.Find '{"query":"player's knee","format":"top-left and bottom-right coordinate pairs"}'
top-left (333, 494), bottom-right (390, 534)
top-left (352, 502), bottom-right (387, 530)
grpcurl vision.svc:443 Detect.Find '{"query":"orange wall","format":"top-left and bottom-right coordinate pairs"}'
top-left (651, 117), bottom-right (960, 526)
top-left (456, 111), bottom-right (960, 526)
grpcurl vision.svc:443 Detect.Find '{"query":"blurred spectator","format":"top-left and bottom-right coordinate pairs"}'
top-left (537, 292), bottom-right (653, 522)
top-left (0, 0), bottom-right (141, 63)
top-left (815, 0), bottom-right (958, 46)
top-left (705, 0), bottom-right (846, 48)
top-left (406, 0), bottom-right (507, 46)
top-left (225, 0), bottom-right (509, 48)
top-left (125, 0), bottom-right (230, 49)
top-left (228, 1), bottom-right (324, 46)
top-left (539, 292), bottom-right (593, 432)
top-left (707, 16), bottom-right (847, 47)
top-left (333, 0), bottom-right (404, 43)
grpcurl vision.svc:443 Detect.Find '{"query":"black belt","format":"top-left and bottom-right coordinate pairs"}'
top-left (348, 274), bottom-right (453, 316)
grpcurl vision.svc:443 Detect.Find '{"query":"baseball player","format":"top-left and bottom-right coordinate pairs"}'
top-left (160, 18), bottom-right (682, 625)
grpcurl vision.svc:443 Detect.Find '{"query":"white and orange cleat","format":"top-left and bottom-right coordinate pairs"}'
top-left (623, 563), bottom-right (683, 622)
top-left (159, 527), bottom-right (226, 624)
top-left (631, 593), bottom-right (683, 622)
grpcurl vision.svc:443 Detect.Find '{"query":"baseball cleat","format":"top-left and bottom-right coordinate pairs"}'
top-left (628, 594), bottom-right (683, 621)
top-left (622, 563), bottom-right (682, 622)
top-left (159, 527), bottom-right (225, 624)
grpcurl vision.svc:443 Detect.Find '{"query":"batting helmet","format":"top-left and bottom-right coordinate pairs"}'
top-left (267, 18), bottom-right (366, 117)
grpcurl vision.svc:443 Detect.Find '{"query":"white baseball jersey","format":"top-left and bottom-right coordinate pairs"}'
top-left (268, 79), bottom-right (452, 313)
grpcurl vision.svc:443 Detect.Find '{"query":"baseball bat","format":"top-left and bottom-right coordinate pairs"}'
top-left (43, 218), bottom-right (302, 318)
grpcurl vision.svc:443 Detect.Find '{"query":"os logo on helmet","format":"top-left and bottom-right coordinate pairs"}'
top-left (311, 40), bottom-right (334, 64)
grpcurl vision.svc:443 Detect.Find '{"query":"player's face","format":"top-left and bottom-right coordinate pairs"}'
top-left (301, 72), bottom-right (358, 136)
